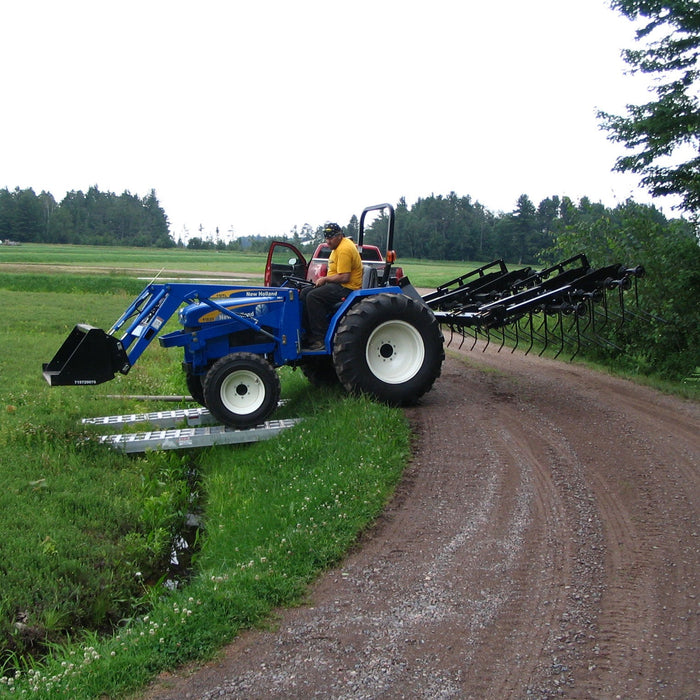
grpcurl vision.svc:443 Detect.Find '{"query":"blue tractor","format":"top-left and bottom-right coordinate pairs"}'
top-left (43, 204), bottom-right (446, 428)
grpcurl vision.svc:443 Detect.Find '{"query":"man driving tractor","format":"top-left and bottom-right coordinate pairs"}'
top-left (300, 222), bottom-right (363, 350)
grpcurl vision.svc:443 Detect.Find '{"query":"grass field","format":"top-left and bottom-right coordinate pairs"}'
top-left (1, 243), bottom-right (692, 698)
top-left (0, 242), bottom-right (484, 289)
top-left (0, 244), bottom-right (428, 698)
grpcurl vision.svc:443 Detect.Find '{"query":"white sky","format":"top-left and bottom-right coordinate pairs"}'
top-left (1, 0), bottom-right (660, 240)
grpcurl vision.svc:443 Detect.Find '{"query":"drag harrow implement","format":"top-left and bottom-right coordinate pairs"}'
top-left (422, 254), bottom-right (646, 360)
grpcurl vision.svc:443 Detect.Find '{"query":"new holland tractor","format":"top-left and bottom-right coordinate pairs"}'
top-left (43, 204), bottom-right (445, 429)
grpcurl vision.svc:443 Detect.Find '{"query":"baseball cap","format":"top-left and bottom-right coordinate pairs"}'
top-left (323, 223), bottom-right (342, 239)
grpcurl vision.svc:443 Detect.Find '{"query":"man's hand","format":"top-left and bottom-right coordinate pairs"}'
top-left (316, 272), bottom-right (350, 286)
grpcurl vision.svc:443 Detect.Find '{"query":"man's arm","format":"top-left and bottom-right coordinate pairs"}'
top-left (316, 271), bottom-right (350, 286)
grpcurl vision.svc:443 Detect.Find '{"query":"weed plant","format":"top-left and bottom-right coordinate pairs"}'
top-left (0, 274), bottom-right (411, 698)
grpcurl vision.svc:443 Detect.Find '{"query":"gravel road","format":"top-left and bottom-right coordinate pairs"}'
top-left (143, 343), bottom-right (698, 699)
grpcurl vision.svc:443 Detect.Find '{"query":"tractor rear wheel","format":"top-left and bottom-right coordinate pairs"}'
top-left (299, 356), bottom-right (340, 387)
top-left (332, 293), bottom-right (444, 406)
top-left (203, 352), bottom-right (281, 428)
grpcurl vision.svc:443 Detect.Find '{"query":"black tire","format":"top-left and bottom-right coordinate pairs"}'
top-left (185, 370), bottom-right (206, 407)
top-left (332, 293), bottom-right (444, 405)
top-left (203, 353), bottom-right (281, 428)
top-left (299, 356), bottom-right (341, 387)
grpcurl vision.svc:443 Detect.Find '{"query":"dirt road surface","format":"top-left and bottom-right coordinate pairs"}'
top-left (143, 344), bottom-right (698, 699)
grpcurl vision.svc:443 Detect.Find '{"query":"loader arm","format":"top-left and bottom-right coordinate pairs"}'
top-left (42, 283), bottom-right (287, 387)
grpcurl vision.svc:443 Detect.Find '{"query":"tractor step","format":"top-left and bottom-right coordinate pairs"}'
top-left (94, 419), bottom-right (301, 453)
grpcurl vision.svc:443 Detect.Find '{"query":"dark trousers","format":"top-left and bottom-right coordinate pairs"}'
top-left (300, 283), bottom-right (348, 339)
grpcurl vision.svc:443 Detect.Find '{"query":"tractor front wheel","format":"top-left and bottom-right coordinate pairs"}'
top-left (203, 352), bottom-right (281, 428)
top-left (333, 293), bottom-right (444, 406)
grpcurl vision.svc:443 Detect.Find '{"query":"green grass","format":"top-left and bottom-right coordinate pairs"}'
top-left (0, 242), bottom-right (484, 290)
top-left (0, 244), bottom-right (694, 698)
top-left (398, 257), bottom-right (488, 288)
top-left (0, 265), bottom-right (411, 699)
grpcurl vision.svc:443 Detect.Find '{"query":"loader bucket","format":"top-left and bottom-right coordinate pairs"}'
top-left (42, 324), bottom-right (131, 386)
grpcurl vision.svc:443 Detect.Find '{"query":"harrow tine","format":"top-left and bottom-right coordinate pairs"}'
top-left (596, 291), bottom-right (610, 333)
top-left (578, 299), bottom-right (594, 338)
top-left (558, 318), bottom-right (583, 360)
top-left (529, 314), bottom-right (548, 351)
top-left (497, 326), bottom-right (507, 353)
top-left (615, 286), bottom-right (627, 332)
top-left (498, 323), bottom-right (519, 353)
top-left (523, 313), bottom-right (534, 355)
top-left (552, 312), bottom-right (566, 359)
top-left (511, 318), bottom-right (521, 354)
top-left (569, 312), bottom-right (582, 361)
top-left (538, 313), bottom-right (549, 356)
top-left (458, 325), bottom-right (468, 350)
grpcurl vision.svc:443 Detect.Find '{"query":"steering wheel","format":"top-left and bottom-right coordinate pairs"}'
top-left (282, 275), bottom-right (314, 289)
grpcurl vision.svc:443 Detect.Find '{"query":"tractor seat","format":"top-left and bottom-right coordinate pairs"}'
top-left (362, 265), bottom-right (378, 289)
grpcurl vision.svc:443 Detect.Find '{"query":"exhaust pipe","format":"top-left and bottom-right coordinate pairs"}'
top-left (43, 324), bottom-right (131, 386)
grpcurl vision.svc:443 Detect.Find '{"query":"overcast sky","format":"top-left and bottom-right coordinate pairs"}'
top-left (1, 0), bottom-right (657, 240)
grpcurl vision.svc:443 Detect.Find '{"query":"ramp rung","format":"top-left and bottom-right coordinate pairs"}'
top-left (98, 419), bottom-right (301, 453)
top-left (82, 401), bottom-right (287, 430)
top-left (82, 407), bottom-right (216, 429)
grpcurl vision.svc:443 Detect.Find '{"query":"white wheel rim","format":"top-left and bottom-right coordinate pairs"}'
top-left (220, 369), bottom-right (266, 415)
top-left (365, 320), bottom-right (425, 384)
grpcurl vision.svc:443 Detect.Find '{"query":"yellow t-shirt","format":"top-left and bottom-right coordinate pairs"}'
top-left (328, 237), bottom-right (363, 290)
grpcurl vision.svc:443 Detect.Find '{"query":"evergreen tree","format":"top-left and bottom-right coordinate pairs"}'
top-left (12, 188), bottom-right (44, 242)
top-left (511, 194), bottom-right (538, 263)
top-left (37, 190), bottom-right (57, 242)
top-left (598, 0), bottom-right (700, 211)
top-left (0, 188), bottom-right (14, 239)
top-left (345, 214), bottom-right (359, 241)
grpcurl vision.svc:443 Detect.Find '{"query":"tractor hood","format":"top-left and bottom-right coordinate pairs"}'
top-left (179, 290), bottom-right (287, 326)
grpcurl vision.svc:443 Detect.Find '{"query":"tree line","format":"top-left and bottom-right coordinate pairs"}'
top-left (1, 185), bottom-right (695, 270)
top-left (361, 192), bottom-right (697, 262)
top-left (0, 186), bottom-right (173, 247)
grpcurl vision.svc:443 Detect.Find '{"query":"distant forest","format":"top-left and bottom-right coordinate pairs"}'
top-left (0, 186), bottom-right (696, 267)
top-left (0, 186), bottom-right (173, 248)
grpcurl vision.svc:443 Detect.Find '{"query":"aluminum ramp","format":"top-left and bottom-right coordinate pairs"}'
top-left (81, 408), bottom-right (300, 453)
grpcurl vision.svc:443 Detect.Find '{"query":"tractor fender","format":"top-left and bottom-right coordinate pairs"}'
top-left (325, 287), bottom-right (402, 345)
